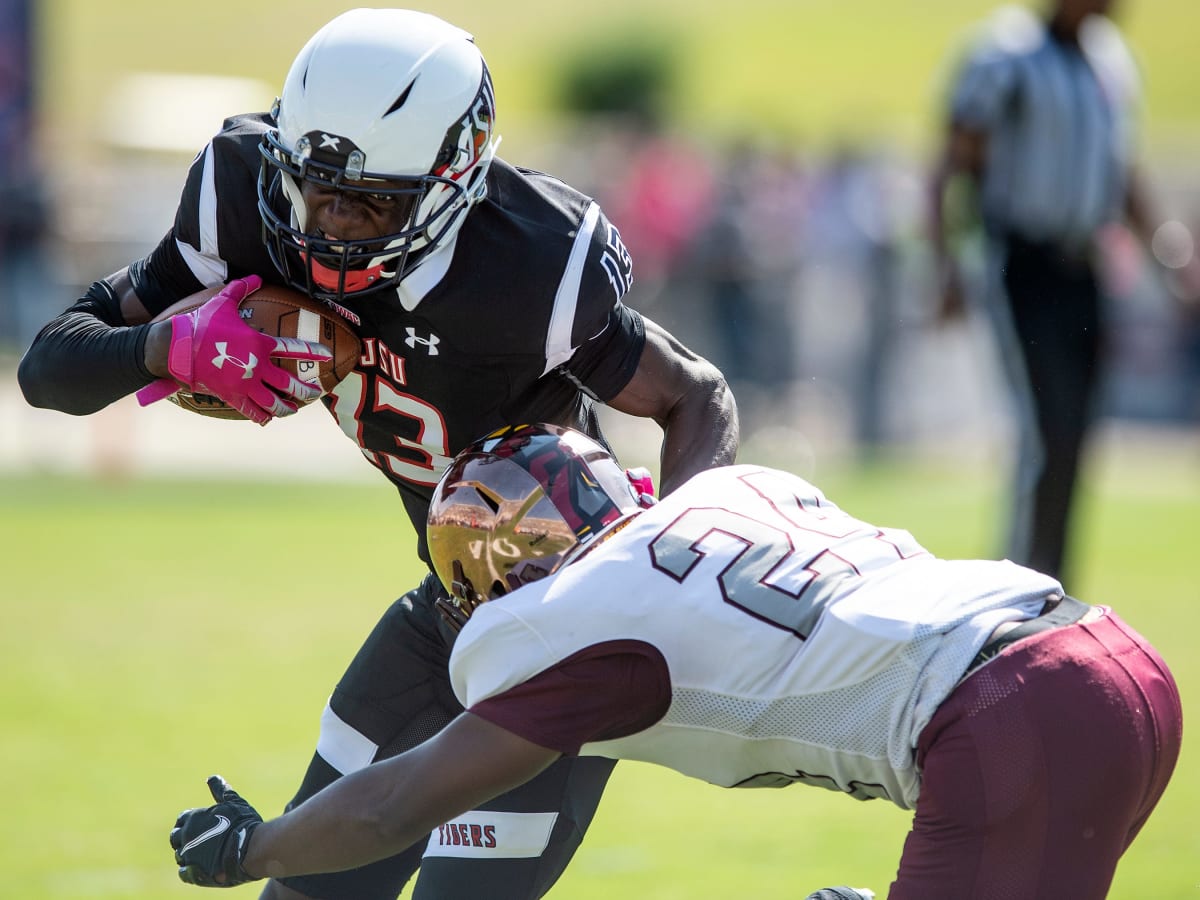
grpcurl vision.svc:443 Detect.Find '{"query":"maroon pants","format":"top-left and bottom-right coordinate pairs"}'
top-left (891, 609), bottom-right (1182, 899)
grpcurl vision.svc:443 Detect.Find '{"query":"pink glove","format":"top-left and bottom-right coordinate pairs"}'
top-left (626, 466), bottom-right (657, 508)
top-left (135, 276), bottom-right (332, 425)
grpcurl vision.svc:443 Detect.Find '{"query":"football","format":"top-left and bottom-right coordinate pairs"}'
top-left (152, 282), bottom-right (362, 420)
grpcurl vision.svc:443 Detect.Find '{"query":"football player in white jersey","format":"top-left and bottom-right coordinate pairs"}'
top-left (171, 425), bottom-right (1181, 899)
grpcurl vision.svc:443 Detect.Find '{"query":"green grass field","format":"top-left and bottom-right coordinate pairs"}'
top-left (2, 441), bottom-right (1195, 898)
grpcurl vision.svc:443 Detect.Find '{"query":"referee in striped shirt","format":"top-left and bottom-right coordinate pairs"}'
top-left (929, 0), bottom-right (1197, 584)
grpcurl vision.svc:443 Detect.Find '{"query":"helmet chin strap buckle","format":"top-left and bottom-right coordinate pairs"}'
top-left (434, 595), bottom-right (470, 634)
top-left (435, 561), bottom-right (488, 635)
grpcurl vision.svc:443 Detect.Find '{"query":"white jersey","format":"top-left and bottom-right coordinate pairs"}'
top-left (449, 465), bottom-right (1062, 809)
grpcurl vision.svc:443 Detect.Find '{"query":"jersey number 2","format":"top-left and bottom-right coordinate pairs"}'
top-left (647, 470), bottom-right (923, 638)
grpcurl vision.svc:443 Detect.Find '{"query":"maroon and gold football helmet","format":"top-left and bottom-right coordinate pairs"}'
top-left (427, 423), bottom-right (653, 629)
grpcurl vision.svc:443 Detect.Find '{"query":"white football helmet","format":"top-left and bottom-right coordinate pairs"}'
top-left (258, 9), bottom-right (499, 299)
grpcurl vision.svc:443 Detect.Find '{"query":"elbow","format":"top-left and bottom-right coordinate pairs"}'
top-left (17, 351), bottom-right (53, 408)
top-left (17, 352), bottom-right (109, 416)
top-left (356, 804), bottom-right (399, 850)
top-left (663, 361), bottom-right (740, 465)
top-left (358, 780), bottom-right (429, 861)
top-left (696, 360), bottom-right (739, 439)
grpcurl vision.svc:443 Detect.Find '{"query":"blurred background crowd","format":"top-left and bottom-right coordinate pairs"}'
top-left (552, 120), bottom-right (1198, 452)
top-left (2, 0), bottom-right (1198, 472)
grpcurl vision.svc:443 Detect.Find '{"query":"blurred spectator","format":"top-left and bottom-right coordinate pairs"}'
top-left (556, 117), bottom-right (717, 354)
top-left (693, 144), bottom-right (761, 388)
top-left (928, 0), bottom-right (1200, 585)
top-left (0, 0), bottom-right (50, 351)
top-left (547, 29), bottom-right (714, 330)
top-left (689, 139), bottom-right (805, 427)
top-left (1148, 211), bottom-right (1200, 423)
top-left (608, 123), bottom-right (716, 299)
top-left (804, 142), bottom-right (907, 454)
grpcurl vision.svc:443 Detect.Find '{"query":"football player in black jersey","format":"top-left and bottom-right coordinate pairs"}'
top-left (18, 9), bottom-right (737, 900)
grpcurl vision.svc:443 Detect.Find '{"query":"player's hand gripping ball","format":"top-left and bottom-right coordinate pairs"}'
top-left (136, 277), bottom-right (361, 423)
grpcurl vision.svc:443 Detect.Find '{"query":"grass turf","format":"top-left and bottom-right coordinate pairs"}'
top-left (2, 444), bottom-right (1194, 897)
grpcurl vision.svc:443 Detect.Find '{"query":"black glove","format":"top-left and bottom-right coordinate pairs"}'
top-left (170, 775), bottom-right (264, 888)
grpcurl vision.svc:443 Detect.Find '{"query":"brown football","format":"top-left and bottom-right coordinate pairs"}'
top-left (151, 282), bottom-right (362, 420)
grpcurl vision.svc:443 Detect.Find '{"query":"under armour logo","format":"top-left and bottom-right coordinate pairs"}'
top-left (211, 342), bottom-right (258, 379)
top-left (319, 134), bottom-right (341, 151)
top-left (405, 327), bottom-right (440, 356)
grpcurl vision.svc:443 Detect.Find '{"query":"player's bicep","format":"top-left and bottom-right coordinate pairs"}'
top-left (606, 316), bottom-right (717, 422)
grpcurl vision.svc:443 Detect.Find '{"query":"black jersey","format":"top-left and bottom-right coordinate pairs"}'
top-left (132, 113), bottom-right (644, 563)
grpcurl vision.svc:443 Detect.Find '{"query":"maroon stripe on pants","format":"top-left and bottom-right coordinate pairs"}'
top-left (889, 609), bottom-right (1182, 900)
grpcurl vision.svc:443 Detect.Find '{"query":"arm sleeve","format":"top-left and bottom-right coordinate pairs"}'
top-left (159, 113), bottom-right (279, 293)
top-left (128, 229), bottom-right (208, 315)
top-left (468, 639), bottom-right (671, 756)
top-left (561, 304), bottom-right (646, 402)
top-left (18, 116), bottom-right (270, 415)
top-left (947, 37), bottom-right (1020, 130)
top-left (17, 280), bottom-right (158, 415)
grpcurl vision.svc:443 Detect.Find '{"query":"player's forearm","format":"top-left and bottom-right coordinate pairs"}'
top-left (658, 376), bottom-right (739, 495)
top-left (241, 762), bottom-right (435, 880)
top-left (241, 713), bottom-right (559, 880)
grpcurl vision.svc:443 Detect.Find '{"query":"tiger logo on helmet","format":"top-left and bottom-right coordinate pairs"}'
top-left (427, 423), bottom-right (654, 630)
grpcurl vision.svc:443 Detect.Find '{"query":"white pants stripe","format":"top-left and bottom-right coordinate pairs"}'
top-left (315, 700), bottom-right (379, 775)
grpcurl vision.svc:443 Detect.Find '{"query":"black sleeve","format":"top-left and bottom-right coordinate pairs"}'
top-left (17, 115), bottom-right (279, 417)
top-left (17, 280), bottom-right (158, 415)
top-left (128, 231), bottom-right (207, 317)
top-left (563, 304), bottom-right (646, 402)
top-left (558, 203), bottom-right (644, 402)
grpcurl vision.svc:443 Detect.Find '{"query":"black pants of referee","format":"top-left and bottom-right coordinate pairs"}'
top-left (273, 573), bottom-right (615, 899)
top-left (996, 234), bottom-right (1102, 584)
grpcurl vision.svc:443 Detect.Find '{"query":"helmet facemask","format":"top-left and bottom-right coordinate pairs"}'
top-left (258, 128), bottom-right (479, 299)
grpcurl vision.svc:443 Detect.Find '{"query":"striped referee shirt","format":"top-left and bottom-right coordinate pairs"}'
top-left (948, 6), bottom-right (1140, 247)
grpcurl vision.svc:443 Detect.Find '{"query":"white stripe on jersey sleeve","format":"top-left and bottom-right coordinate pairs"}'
top-left (174, 144), bottom-right (228, 286)
top-left (542, 201), bottom-right (600, 375)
